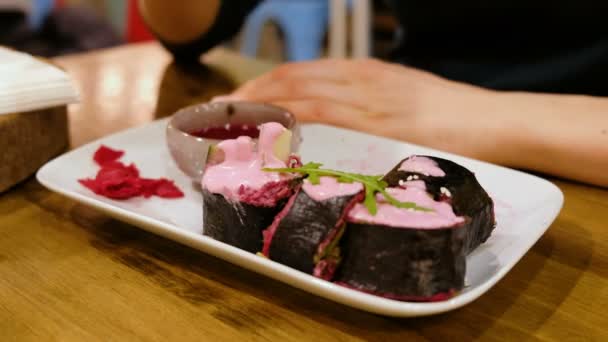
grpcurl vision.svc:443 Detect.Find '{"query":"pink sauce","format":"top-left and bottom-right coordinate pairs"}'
top-left (347, 187), bottom-right (464, 229)
top-left (399, 156), bottom-right (445, 177)
top-left (189, 124), bottom-right (259, 139)
top-left (302, 176), bottom-right (363, 201)
top-left (201, 122), bottom-right (291, 200)
top-left (397, 179), bottom-right (426, 190)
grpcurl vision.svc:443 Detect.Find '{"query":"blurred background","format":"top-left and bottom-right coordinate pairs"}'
top-left (0, 0), bottom-right (398, 61)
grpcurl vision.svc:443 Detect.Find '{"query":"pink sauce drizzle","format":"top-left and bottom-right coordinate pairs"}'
top-left (397, 180), bottom-right (426, 190)
top-left (201, 122), bottom-right (290, 200)
top-left (302, 176), bottom-right (363, 201)
top-left (347, 187), bottom-right (464, 229)
top-left (399, 156), bottom-right (445, 177)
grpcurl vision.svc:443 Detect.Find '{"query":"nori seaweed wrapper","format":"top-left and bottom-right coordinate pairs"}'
top-left (202, 178), bottom-right (300, 253)
top-left (336, 221), bottom-right (467, 301)
top-left (263, 188), bottom-right (363, 277)
top-left (202, 190), bottom-right (285, 253)
top-left (383, 155), bottom-right (496, 253)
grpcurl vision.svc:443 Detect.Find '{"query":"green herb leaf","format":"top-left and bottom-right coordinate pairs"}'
top-left (307, 172), bottom-right (321, 185)
top-left (302, 162), bottom-right (323, 169)
top-left (363, 186), bottom-right (378, 215)
top-left (336, 175), bottom-right (354, 183)
top-left (263, 163), bottom-right (433, 214)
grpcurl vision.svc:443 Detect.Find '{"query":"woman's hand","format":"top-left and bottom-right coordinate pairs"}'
top-left (214, 58), bottom-right (501, 162)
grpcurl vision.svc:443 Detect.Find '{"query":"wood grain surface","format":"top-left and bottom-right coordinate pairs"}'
top-left (0, 43), bottom-right (606, 341)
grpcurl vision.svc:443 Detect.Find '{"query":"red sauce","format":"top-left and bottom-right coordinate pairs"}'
top-left (189, 124), bottom-right (259, 139)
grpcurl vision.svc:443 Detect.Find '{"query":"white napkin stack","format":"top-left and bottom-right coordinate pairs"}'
top-left (0, 47), bottom-right (79, 115)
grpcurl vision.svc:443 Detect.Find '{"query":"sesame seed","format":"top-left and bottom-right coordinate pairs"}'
top-left (440, 187), bottom-right (452, 197)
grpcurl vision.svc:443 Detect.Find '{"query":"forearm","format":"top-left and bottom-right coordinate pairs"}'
top-left (138, 0), bottom-right (220, 43)
top-left (487, 91), bottom-right (608, 187)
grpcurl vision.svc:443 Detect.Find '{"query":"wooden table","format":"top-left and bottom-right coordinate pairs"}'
top-left (1, 42), bottom-right (607, 341)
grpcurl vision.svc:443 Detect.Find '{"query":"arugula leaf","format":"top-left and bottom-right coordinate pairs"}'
top-left (263, 163), bottom-right (433, 214)
top-left (307, 172), bottom-right (321, 185)
top-left (302, 162), bottom-right (323, 169)
top-left (336, 175), bottom-right (354, 183)
top-left (363, 186), bottom-right (378, 215)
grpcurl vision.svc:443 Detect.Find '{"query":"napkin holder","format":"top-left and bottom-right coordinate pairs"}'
top-left (0, 106), bottom-right (68, 193)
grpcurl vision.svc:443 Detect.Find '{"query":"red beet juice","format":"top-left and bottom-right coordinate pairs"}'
top-left (189, 124), bottom-right (260, 139)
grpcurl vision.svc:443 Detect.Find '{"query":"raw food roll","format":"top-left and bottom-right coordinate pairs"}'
top-left (262, 176), bottom-right (364, 279)
top-left (202, 122), bottom-right (299, 253)
top-left (382, 155), bottom-right (496, 252)
top-left (336, 184), bottom-right (467, 301)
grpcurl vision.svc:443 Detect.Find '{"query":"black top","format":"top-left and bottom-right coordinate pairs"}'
top-left (160, 0), bottom-right (608, 95)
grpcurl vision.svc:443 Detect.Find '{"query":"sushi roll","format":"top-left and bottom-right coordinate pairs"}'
top-left (336, 184), bottom-right (468, 301)
top-left (262, 176), bottom-right (364, 279)
top-left (201, 122), bottom-right (299, 253)
top-left (383, 155), bottom-right (495, 253)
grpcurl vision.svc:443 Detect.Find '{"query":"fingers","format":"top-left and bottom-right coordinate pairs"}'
top-left (271, 100), bottom-right (367, 130)
top-left (233, 60), bottom-right (350, 96)
top-left (233, 78), bottom-right (356, 104)
top-left (212, 59), bottom-right (362, 103)
top-left (253, 59), bottom-right (357, 84)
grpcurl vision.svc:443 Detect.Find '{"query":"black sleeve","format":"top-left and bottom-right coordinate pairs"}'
top-left (158, 0), bottom-right (260, 63)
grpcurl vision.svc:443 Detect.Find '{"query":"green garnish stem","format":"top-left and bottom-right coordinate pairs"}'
top-left (263, 162), bottom-right (433, 215)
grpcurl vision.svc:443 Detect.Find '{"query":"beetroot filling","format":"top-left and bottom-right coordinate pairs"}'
top-left (312, 192), bottom-right (365, 279)
top-left (262, 186), bottom-right (301, 256)
top-left (315, 192), bottom-right (364, 255)
top-left (314, 259), bottom-right (339, 281)
top-left (237, 179), bottom-right (295, 207)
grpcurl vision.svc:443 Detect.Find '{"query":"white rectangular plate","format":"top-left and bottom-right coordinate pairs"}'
top-left (37, 119), bottom-right (563, 317)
